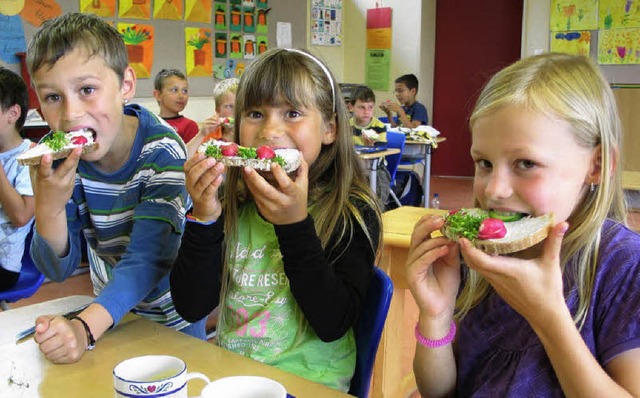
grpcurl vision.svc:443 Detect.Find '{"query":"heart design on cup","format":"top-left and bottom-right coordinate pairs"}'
top-left (147, 385), bottom-right (156, 393)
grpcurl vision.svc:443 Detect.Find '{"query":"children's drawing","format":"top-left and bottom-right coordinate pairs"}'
top-left (214, 4), bottom-right (227, 30)
top-left (550, 0), bottom-right (598, 31)
top-left (550, 31), bottom-right (591, 55)
top-left (185, 27), bottom-right (212, 76)
top-left (153, 0), bottom-right (183, 20)
top-left (243, 34), bottom-right (255, 59)
top-left (243, 6), bottom-right (255, 33)
top-left (229, 33), bottom-right (243, 59)
top-left (215, 32), bottom-right (228, 58)
top-left (81, 0), bottom-right (116, 17)
top-left (119, 23), bottom-right (154, 78)
top-left (598, 27), bottom-right (640, 64)
top-left (257, 35), bottom-right (268, 55)
top-left (119, 0), bottom-right (150, 19)
top-left (185, 0), bottom-right (211, 23)
top-left (599, 0), bottom-right (640, 29)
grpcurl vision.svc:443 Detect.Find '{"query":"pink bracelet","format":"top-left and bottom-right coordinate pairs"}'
top-left (415, 321), bottom-right (456, 348)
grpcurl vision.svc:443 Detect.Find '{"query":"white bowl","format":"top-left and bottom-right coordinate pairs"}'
top-left (200, 376), bottom-right (286, 398)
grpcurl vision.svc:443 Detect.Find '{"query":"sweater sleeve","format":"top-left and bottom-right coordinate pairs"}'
top-left (170, 216), bottom-right (225, 323)
top-left (275, 201), bottom-right (380, 342)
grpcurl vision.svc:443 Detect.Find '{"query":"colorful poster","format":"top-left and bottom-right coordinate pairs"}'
top-left (153, 0), bottom-right (183, 20)
top-left (550, 0), bottom-right (598, 31)
top-left (0, 15), bottom-right (26, 64)
top-left (229, 33), bottom-right (243, 58)
top-left (256, 35), bottom-right (268, 55)
top-left (81, 0), bottom-right (116, 17)
top-left (310, 0), bottom-right (342, 46)
top-left (243, 6), bottom-right (255, 33)
top-left (599, 0), bottom-right (640, 29)
top-left (243, 34), bottom-right (256, 59)
top-left (256, 0), bottom-right (267, 9)
top-left (256, 8), bottom-right (268, 33)
top-left (214, 62), bottom-right (226, 79)
top-left (230, 5), bottom-right (242, 32)
top-left (551, 31), bottom-right (591, 55)
top-left (185, 27), bottom-right (212, 76)
top-left (0, 0), bottom-right (24, 16)
top-left (598, 27), bottom-right (640, 64)
top-left (20, 0), bottom-right (62, 26)
top-left (365, 48), bottom-right (390, 91)
top-left (214, 4), bottom-right (227, 30)
top-left (119, 0), bottom-right (150, 19)
top-left (215, 32), bottom-right (228, 58)
top-left (185, 0), bottom-right (211, 23)
top-left (118, 23), bottom-right (154, 78)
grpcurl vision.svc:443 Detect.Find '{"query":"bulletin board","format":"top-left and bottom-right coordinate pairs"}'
top-left (0, 0), bottom-right (278, 98)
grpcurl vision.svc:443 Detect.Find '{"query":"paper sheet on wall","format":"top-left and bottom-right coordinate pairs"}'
top-left (365, 49), bottom-right (391, 91)
top-left (276, 21), bottom-right (292, 48)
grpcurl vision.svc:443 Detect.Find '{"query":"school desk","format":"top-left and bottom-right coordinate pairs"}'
top-left (373, 206), bottom-right (446, 398)
top-left (0, 296), bottom-right (351, 398)
top-left (400, 137), bottom-right (447, 208)
top-left (358, 147), bottom-right (401, 196)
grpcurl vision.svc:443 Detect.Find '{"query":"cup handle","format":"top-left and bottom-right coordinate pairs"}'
top-left (186, 372), bottom-right (210, 398)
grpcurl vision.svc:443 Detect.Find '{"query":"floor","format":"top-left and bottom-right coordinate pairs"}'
top-left (8, 176), bottom-right (640, 398)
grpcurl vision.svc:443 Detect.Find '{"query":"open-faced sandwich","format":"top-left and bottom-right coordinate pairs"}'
top-left (197, 140), bottom-right (301, 173)
top-left (441, 208), bottom-right (554, 255)
top-left (17, 129), bottom-right (99, 166)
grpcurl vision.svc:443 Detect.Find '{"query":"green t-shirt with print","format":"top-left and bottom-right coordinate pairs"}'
top-left (217, 202), bottom-right (356, 392)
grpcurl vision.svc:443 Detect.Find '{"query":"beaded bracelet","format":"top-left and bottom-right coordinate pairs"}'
top-left (70, 316), bottom-right (95, 351)
top-left (415, 321), bottom-right (456, 348)
top-left (186, 213), bottom-right (216, 225)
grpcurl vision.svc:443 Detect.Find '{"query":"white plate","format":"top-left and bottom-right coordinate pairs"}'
top-left (200, 376), bottom-right (286, 398)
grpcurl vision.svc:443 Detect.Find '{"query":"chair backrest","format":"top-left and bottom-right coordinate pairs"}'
top-left (349, 267), bottom-right (394, 398)
top-left (385, 130), bottom-right (406, 182)
top-left (0, 225), bottom-right (45, 310)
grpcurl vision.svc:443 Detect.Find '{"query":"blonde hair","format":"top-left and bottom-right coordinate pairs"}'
top-left (457, 53), bottom-right (627, 329)
top-left (219, 48), bottom-right (382, 326)
top-left (213, 78), bottom-right (239, 112)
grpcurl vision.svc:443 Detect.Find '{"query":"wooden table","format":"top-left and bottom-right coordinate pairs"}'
top-left (372, 206), bottom-right (446, 398)
top-left (623, 171), bottom-right (640, 191)
top-left (0, 296), bottom-right (351, 397)
top-left (401, 137), bottom-right (446, 208)
top-left (358, 148), bottom-right (400, 195)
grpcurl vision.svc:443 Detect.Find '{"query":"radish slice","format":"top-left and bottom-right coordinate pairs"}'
top-left (478, 218), bottom-right (507, 239)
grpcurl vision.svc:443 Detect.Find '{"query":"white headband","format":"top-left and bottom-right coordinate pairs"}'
top-left (286, 49), bottom-right (336, 112)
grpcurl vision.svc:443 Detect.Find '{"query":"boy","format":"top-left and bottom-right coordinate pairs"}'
top-left (348, 85), bottom-right (387, 146)
top-left (26, 13), bottom-right (205, 364)
top-left (153, 69), bottom-right (199, 143)
top-left (379, 73), bottom-right (429, 128)
top-left (0, 67), bottom-right (34, 291)
top-left (185, 77), bottom-right (238, 156)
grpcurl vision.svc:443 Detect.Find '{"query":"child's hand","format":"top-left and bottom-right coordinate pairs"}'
top-left (199, 114), bottom-right (222, 137)
top-left (243, 156), bottom-right (309, 225)
top-left (30, 147), bottom-right (81, 218)
top-left (459, 222), bottom-right (569, 328)
top-left (184, 152), bottom-right (224, 222)
top-left (385, 101), bottom-right (403, 114)
top-left (34, 314), bottom-right (87, 363)
top-left (406, 215), bottom-right (461, 320)
top-left (362, 135), bottom-right (376, 146)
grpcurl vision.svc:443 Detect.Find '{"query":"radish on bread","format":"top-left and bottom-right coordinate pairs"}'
top-left (197, 140), bottom-right (301, 173)
top-left (17, 129), bottom-right (99, 166)
top-left (441, 208), bottom-right (554, 255)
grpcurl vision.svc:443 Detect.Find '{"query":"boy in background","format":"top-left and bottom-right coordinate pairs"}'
top-left (185, 77), bottom-right (238, 157)
top-left (153, 68), bottom-right (199, 143)
top-left (0, 67), bottom-right (34, 291)
top-left (380, 73), bottom-right (429, 128)
top-left (348, 85), bottom-right (387, 146)
top-left (27, 13), bottom-right (204, 364)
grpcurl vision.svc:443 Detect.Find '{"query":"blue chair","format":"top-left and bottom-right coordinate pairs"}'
top-left (378, 116), bottom-right (398, 125)
top-left (0, 225), bottom-right (45, 311)
top-left (384, 130), bottom-right (406, 208)
top-left (349, 267), bottom-right (394, 398)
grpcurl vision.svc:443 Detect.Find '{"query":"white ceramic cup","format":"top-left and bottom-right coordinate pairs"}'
top-left (200, 376), bottom-right (287, 398)
top-left (113, 355), bottom-right (209, 398)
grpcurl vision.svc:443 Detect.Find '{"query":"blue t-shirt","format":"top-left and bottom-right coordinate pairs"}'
top-left (0, 139), bottom-right (34, 272)
top-left (402, 101), bottom-right (429, 126)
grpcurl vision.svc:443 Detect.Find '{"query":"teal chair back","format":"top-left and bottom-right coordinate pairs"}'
top-left (349, 267), bottom-right (393, 397)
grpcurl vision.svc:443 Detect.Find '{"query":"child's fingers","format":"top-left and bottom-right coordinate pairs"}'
top-left (540, 222), bottom-right (568, 268)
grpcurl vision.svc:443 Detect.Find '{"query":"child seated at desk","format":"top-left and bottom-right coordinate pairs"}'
top-left (0, 67), bottom-right (34, 291)
top-left (348, 85), bottom-right (387, 146)
top-left (379, 73), bottom-right (428, 129)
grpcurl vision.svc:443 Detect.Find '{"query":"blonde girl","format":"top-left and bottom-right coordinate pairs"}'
top-left (171, 48), bottom-right (382, 392)
top-left (406, 53), bottom-right (640, 396)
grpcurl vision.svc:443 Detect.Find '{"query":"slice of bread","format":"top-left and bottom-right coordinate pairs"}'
top-left (441, 210), bottom-right (554, 255)
top-left (17, 142), bottom-right (99, 166)
top-left (198, 142), bottom-right (301, 173)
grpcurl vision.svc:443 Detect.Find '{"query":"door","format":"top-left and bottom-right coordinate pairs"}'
top-left (431, 0), bottom-right (523, 176)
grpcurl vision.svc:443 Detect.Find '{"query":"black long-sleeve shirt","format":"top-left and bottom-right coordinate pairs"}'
top-left (170, 201), bottom-right (380, 341)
